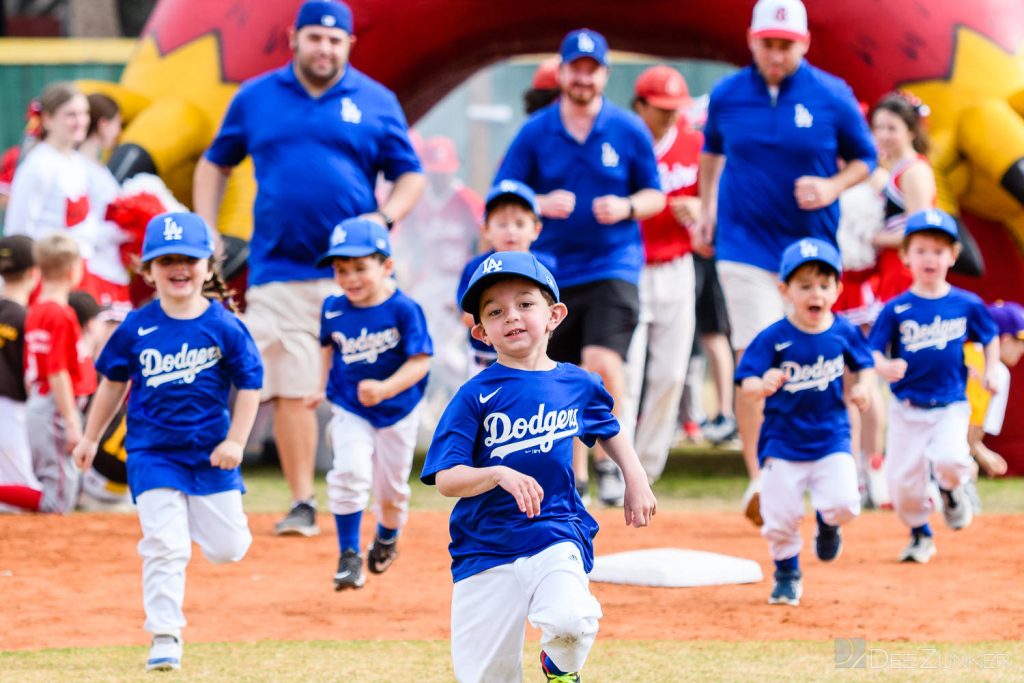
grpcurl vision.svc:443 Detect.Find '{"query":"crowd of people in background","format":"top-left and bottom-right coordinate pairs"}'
top-left (0, 0), bottom-right (1020, 677)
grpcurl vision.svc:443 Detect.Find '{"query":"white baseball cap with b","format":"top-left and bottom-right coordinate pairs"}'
top-left (750, 0), bottom-right (809, 42)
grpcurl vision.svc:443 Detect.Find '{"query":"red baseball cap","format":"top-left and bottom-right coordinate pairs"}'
top-left (750, 0), bottom-right (809, 42)
top-left (422, 136), bottom-right (459, 174)
top-left (635, 65), bottom-right (690, 110)
top-left (531, 56), bottom-right (560, 90)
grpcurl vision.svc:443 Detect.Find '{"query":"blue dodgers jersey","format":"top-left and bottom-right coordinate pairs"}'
top-left (321, 290), bottom-right (433, 427)
top-left (205, 65), bottom-right (421, 286)
top-left (868, 287), bottom-right (997, 406)
top-left (421, 362), bottom-right (619, 582)
top-left (735, 317), bottom-right (873, 463)
top-left (494, 100), bottom-right (661, 288)
top-left (95, 300), bottom-right (263, 498)
top-left (703, 62), bottom-right (876, 272)
top-left (456, 250), bottom-right (558, 356)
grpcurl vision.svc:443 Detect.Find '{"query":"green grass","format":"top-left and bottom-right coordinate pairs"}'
top-left (2, 640), bottom-right (1020, 682)
top-left (237, 447), bottom-right (1024, 515)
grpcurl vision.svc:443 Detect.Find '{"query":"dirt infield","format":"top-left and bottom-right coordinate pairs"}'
top-left (1, 510), bottom-right (1021, 651)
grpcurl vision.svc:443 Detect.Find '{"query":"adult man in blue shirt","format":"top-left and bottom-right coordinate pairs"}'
top-left (495, 29), bottom-right (665, 506)
top-left (193, 0), bottom-right (424, 537)
top-left (693, 0), bottom-right (876, 525)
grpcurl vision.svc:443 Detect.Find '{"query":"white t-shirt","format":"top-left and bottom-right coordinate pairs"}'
top-left (4, 141), bottom-right (98, 261)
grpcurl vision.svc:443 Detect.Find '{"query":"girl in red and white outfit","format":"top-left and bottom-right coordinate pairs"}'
top-left (3, 82), bottom-right (120, 307)
top-left (870, 93), bottom-right (936, 303)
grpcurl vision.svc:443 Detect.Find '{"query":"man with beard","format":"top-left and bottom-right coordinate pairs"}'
top-left (495, 29), bottom-right (665, 506)
top-left (194, 0), bottom-right (423, 537)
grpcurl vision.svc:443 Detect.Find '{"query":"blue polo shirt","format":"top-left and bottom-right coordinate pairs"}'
top-left (704, 62), bottom-right (876, 272)
top-left (494, 100), bottom-right (661, 287)
top-left (205, 64), bottom-right (421, 286)
top-left (868, 288), bottom-right (997, 407)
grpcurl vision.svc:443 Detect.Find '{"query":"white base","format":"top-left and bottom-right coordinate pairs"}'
top-left (590, 548), bottom-right (763, 588)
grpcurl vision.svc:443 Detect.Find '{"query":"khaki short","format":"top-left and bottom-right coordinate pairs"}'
top-left (244, 279), bottom-right (340, 400)
top-left (716, 260), bottom-right (785, 351)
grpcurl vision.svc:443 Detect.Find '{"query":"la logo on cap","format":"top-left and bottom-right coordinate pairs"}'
top-left (163, 216), bottom-right (183, 241)
top-left (799, 239), bottom-right (818, 257)
top-left (331, 224), bottom-right (348, 245)
top-left (321, 14), bottom-right (336, 27)
top-left (482, 256), bottom-right (503, 274)
top-left (578, 32), bottom-right (595, 53)
top-left (925, 209), bottom-right (942, 225)
top-left (499, 180), bottom-right (519, 193)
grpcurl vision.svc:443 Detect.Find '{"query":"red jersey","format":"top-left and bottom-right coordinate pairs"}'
top-left (640, 122), bottom-right (702, 263)
top-left (23, 300), bottom-right (96, 397)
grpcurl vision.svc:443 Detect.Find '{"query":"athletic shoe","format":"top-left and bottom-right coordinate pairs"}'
top-left (704, 414), bottom-right (738, 445)
top-left (768, 568), bottom-right (802, 606)
top-left (367, 536), bottom-right (399, 574)
top-left (274, 501), bottom-right (320, 537)
top-left (940, 485), bottom-right (974, 530)
top-left (146, 634), bottom-right (182, 671)
top-left (540, 651), bottom-right (581, 682)
top-left (575, 479), bottom-right (592, 507)
top-left (899, 532), bottom-right (936, 563)
top-left (741, 478), bottom-right (763, 527)
top-left (814, 513), bottom-right (842, 562)
top-left (333, 550), bottom-right (365, 590)
top-left (594, 459), bottom-right (624, 507)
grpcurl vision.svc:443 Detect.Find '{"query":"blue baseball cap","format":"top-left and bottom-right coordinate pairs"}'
top-left (141, 212), bottom-right (214, 262)
top-left (316, 217), bottom-right (391, 267)
top-left (295, 0), bottom-right (353, 34)
top-left (560, 29), bottom-right (609, 66)
top-left (904, 208), bottom-right (959, 241)
top-left (779, 238), bottom-right (842, 281)
top-left (485, 179), bottom-right (540, 218)
top-left (460, 251), bottom-right (560, 317)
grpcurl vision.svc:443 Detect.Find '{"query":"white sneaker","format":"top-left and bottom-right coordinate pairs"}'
top-left (899, 533), bottom-right (936, 563)
top-left (146, 634), bottom-right (182, 671)
top-left (940, 485), bottom-right (974, 530)
top-left (594, 459), bottom-right (625, 507)
top-left (741, 477), bottom-right (763, 527)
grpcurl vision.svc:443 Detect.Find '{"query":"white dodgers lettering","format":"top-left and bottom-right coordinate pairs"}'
top-left (900, 316), bottom-right (967, 352)
top-left (141, 343), bottom-right (222, 387)
top-left (333, 327), bottom-right (400, 364)
top-left (781, 354), bottom-right (845, 393)
top-left (483, 403), bottom-right (579, 459)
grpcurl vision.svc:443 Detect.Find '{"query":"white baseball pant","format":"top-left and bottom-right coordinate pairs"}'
top-left (0, 396), bottom-right (41, 488)
top-left (26, 392), bottom-right (81, 513)
top-left (325, 403), bottom-right (419, 530)
top-left (451, 541), bottom-right (602, 683)
top-left (620, 255), bottom-right (696, 481)
top-left (136, 487), bottom-right (251, 638)
top-left (760, 453), bottom-right (861, 561)
top-left (885, 400), bottom-right (973, 529)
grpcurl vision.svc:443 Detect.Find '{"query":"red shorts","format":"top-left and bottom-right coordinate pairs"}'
top-left (79, 268), bottom-right (132, 322)
top-left (874, 248), bottom-right (912, 302)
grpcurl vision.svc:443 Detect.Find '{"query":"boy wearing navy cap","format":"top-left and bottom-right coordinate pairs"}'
top-left (869, 209), bottom-right (999, 563)
top-left (456, 179), bottom-right (554, 373)
top-left (306, 217), bottom-right (432, 591)
top-left (423, 251), bottom-right (656, 683)
top-left (737, 238), bottom-right (874, 606)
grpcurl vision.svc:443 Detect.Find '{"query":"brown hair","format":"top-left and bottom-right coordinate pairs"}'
top-left (38, 82), bottom-right (85, 140)
top-left (33, 233), bottom-right (81, 280)
top-left (870, 93), bottom-right (930, 155)
top-left (138, 258), bottom-right (240, 313)
top-left (86, 93), bottom-right (120, 137)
